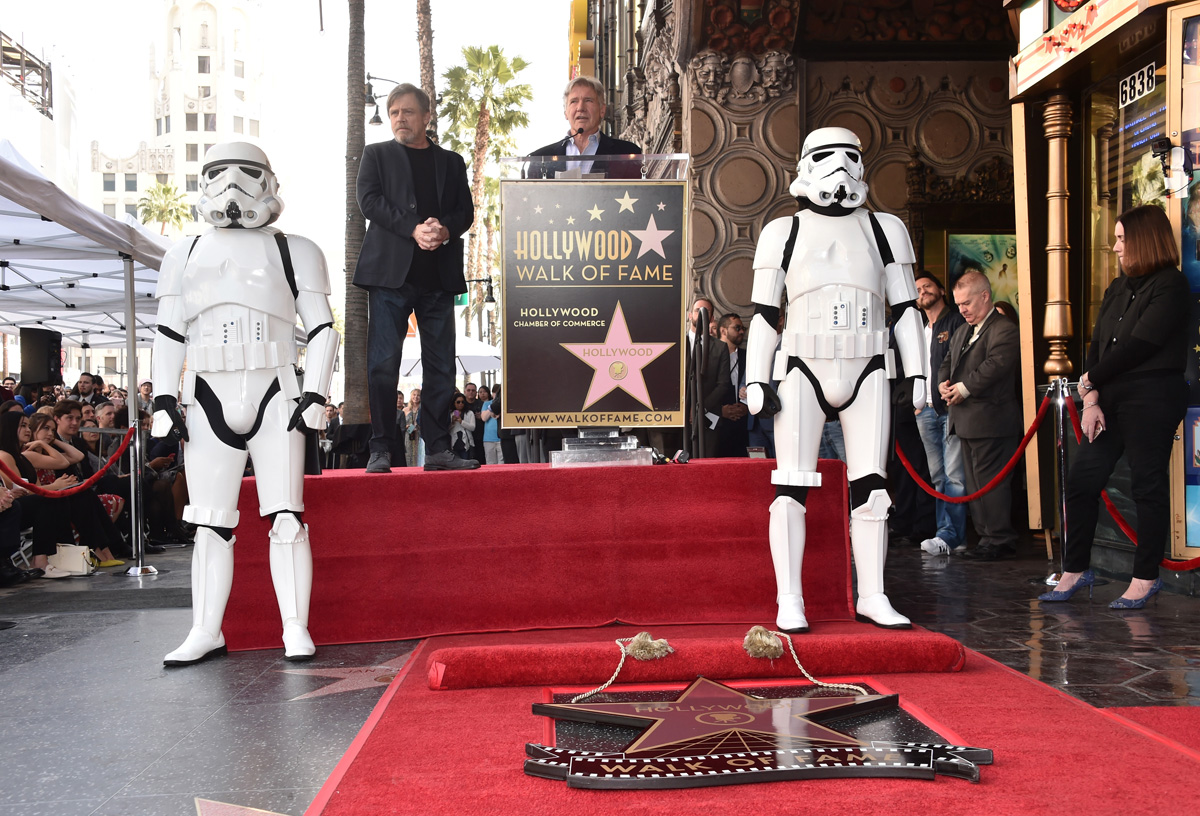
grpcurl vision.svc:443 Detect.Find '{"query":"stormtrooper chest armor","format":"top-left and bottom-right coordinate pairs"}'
top-left (180, 230), bottom-right (299, 373)
top-left (782, 210), bottom-right (888, 360)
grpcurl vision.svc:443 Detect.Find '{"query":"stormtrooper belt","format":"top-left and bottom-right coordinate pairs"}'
top-left (187, 341), bottom-right (294, 373)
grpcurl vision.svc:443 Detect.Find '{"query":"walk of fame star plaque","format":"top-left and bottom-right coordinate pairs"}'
top-left (500, 177), bottom-right (687, 428)
top-left (525, 677), bottom-right (991, 789)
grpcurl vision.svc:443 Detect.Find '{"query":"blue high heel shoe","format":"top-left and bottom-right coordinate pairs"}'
top-left (1038, 569), bottom-right (1095, 602)
top-left (1109, 578), bottom-right (1163, 610)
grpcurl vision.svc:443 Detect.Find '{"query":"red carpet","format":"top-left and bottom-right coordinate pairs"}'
top-left (223, 460), bottom-right (852, 651)
top-left (306, 625), bottom-right (1200, 816)
top-left (1105, 706), bottom-right (1200, 756)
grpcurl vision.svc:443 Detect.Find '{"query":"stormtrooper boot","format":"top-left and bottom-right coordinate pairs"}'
top-left (164, 527), bottom-right (234, 666)
top-left (769, 495), bottom-right (808, 633)
top-left (851, 489), bottom-right (911, 629)
top-left (270, 513), bottom-right (315, 661)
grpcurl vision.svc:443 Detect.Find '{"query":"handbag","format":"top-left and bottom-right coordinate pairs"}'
top-left (48, 543), bottom-right (95, 576)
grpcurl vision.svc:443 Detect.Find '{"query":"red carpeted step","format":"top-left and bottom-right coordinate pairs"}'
top-left (427, 623), bottom-right (966, 690)
top-left (226, 459), bottom-right (854, 651)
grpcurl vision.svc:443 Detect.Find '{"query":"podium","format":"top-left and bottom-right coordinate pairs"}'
top-left (497, 154), bottom-right (691, 442)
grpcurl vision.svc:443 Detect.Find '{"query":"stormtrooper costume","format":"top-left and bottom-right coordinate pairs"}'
top-left (745, 127), bottom-right (926, 632)
top-left (151, 143), bottom-right (340, 666)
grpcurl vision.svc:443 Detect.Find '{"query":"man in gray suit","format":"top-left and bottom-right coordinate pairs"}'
top-left (938, 271), bottom-right (1022, 560)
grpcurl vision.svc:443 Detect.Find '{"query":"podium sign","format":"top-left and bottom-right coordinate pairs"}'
top-left (501, 176), bottom-right (686, 429)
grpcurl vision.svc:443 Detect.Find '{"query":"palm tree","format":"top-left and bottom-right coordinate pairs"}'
top-left (416, 0), bottom-right (437, 140)
top-left (341, 0), bottom-right (369, 425)
top-left (136, 183), bottom-right (189, 235)
top-left (439, 45), bottom-right (532, 289)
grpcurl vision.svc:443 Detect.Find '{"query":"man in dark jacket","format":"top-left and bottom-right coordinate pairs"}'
top-left (354, 82), bottom-right (478, 473)
top-left (913, 271), bottom-right (968, 555)
top-left (526, 76), bottom-right (642, 179)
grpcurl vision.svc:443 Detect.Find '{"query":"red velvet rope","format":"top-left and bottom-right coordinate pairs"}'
top-left (0, 427), bottom-right (137, 498)
top-left (1064, 396), bottom-right (1200, 572)
top-left (895, 392), bottom-right (1053, 505)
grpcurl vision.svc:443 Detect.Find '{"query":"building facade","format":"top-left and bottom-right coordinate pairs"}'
top-left (89, 0), bottom-right (265, 237)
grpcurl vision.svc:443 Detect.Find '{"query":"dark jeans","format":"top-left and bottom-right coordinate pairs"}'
top-left (1065, 375), bottom-right (1187, 579)
top-left (366, 283), bottom-right (456, 458)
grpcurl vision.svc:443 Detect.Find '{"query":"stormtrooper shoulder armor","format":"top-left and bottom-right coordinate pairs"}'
top-left (277, 233), bottom-right (332, 296)
top-left (866, 211), bottom-right (916, 265)
top-left (155, 239), bottom-right (194, 299)
top-left (753, 215), bottom-right (799, 271)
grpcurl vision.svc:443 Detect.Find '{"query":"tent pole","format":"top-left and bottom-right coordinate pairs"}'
top-left (121, 254), bottom-right (156, 576)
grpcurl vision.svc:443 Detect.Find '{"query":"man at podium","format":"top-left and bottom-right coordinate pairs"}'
top-left (526, 77), bottom-right (642, 180)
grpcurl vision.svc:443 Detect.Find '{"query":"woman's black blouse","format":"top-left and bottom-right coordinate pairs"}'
top-left (1084, 266), bottom-right (1189, 388)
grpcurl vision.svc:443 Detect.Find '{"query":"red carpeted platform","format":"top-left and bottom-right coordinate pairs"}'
top-left (223, 460), bottom-right (851, 651)
top-left (307, 625), bottom-right (1200, 816)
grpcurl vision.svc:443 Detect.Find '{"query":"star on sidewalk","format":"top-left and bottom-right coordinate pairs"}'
top-left (534, 677), bottom-right (887, 757)
top-left (195, 799), bottom-right (287, 816)
top-left (629, 214), bottom-right (675, 259)
top-left (615, 191), bottom-right (639, 212)
top-left (561, 302), bottom-right (674, 409)
top-left (587, 204), bottom-right (605, 221)
top-left (278, 652), bottom-right (411, 701)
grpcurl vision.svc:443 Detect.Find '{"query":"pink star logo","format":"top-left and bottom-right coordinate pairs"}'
top-left (561, 302), bottom-right (674, 409)
top-left (628, 214), bottom-right (675, 259)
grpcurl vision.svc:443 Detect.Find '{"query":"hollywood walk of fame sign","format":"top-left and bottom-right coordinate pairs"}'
top-left (525, 677), bottom-right (992, 789)
top-left (500, 177), bottom-right (687, 428)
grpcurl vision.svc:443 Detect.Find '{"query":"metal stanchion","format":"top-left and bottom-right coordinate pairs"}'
top-left (1033, 377), bottom-right (1107, 588)
top-left (119, 254), bottom-right (157, 577)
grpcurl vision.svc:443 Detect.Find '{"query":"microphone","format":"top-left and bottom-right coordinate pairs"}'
top-left (561, 127), bottom-right (585, 151)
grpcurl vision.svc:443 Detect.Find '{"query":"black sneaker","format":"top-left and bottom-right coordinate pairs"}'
top-left (423, 450), bottom-right (480, 471)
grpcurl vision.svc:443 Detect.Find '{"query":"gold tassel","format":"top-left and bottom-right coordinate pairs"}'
top-left (570, 632), bottom-right (674, 702)
top-left (743, 624), bottom-right (785, 659)
top-left (742, 626), bottom-right (868, 696)
top-left (626, 631), bottom-right (675, 661)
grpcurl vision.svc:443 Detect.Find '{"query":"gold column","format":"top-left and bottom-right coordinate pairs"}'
top-left (1042, 92), bottom-right (1073, 376)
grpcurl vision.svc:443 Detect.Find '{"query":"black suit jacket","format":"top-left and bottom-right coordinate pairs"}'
top-left (353, 139), bottom-right (474, 293)
top-left (687, 333), bottom-right (732, 457)
top-left (526, 132), bottom-right (643, 179)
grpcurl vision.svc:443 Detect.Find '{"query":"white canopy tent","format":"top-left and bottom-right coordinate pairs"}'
top-left (399, 332), bottom-right (501, 378)
top-left (0, 140), bottom-right (168, 349)
top-left (0, 139), bottom-right (168, 573)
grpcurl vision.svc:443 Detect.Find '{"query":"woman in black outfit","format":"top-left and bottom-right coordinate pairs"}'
top-left (1039, 205), bottom-right (1189, 608)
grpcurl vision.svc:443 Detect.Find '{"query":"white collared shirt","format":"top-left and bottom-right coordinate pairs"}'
top-left (565, 131), bottom-right (600, 174)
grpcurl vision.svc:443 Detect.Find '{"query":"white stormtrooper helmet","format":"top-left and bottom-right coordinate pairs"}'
top-left (789, 127), bottom-right (868, 210)
top-left (197, 142), bottom-right (284, 228)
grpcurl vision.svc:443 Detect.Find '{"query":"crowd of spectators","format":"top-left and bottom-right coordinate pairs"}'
top-left (0, 373), bottom-right (189, 584)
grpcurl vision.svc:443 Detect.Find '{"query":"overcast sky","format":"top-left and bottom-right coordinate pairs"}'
top-left (4, 0), bottom-right (573, 305)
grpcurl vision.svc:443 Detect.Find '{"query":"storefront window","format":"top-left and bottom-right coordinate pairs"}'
top-left (1084, 50), bottom-right (1167, 334)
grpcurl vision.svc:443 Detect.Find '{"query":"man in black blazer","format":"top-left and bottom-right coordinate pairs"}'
top-left (526, 76), bottom-right (642, 179)
top-left (938, 271), bottom-right (1023, 560)
top-left (354, 83), bottom-right (477, 473)
top-left (687, 298), bottom-right (732, 458)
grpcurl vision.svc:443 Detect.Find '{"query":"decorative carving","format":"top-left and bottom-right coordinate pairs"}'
top-left (725, 52), bottom-right (766, 104)
top-left (906, 152), bottom-right (1013, 206)
top-left (801, 0), bottom-right (1011, 44)
top-left (690, 49), bottom-right (728, 100)
top-left (702, 0), bottom-right (799, 53)
top-left (759, 50), bottom-right (795, 98)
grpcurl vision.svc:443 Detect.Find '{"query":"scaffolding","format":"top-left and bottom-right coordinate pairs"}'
top-left (0, 30), bottom-right (52, 119)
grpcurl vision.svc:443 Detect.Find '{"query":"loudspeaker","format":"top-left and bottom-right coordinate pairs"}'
top-left (20, 327), bottom-right (63, 385)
